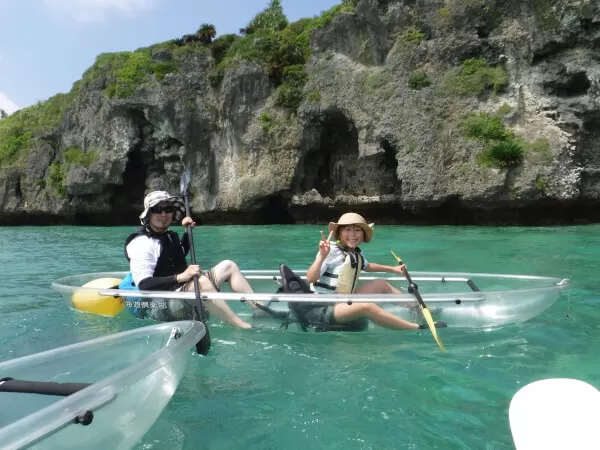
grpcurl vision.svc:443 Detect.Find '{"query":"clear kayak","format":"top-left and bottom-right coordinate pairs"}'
top-left (0, 321), bottom-right (205, 450)
top-left (51, 270), bottom-right (570, 329)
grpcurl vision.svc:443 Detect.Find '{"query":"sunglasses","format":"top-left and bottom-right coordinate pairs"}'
top-left (150, 205), bottom-right (174, 214)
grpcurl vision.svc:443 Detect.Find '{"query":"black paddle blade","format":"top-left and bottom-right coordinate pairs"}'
top-left (193, 302), bottom-right (211, 355)
top-left (179, 169), bottom-right (191, 196)
top-left (196, 332), bottom-right (211, 355)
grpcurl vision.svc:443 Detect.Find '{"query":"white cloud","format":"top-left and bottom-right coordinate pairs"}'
top-left (0, 92), bottom-right (19, 114)
top-left (44, 0), bottom-right (157, 22)
top-left (0, 92), bottom-right (19, 115)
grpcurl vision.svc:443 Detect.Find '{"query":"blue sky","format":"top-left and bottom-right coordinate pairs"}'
top-left (0, 0), bottom-right (341, 114)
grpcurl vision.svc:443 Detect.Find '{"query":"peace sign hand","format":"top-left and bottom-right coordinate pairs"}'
top-left (318, 230), bottom-right (333, 258)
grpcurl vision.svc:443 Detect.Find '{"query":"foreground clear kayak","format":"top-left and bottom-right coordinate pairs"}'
top-left (0, 321), bottom-right (205, 450)
top-left (51, 270), bottom-right (570, 329)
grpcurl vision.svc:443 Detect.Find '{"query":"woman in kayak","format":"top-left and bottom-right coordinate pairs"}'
top-left (123, 190), bottom-right (262, 328)
top-left (303, 212), bottom-right (447, 331)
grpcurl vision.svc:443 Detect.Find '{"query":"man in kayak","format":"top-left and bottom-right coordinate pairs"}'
top-left (300, 212), bottom-right (447, 332)
top-left (123, 190), bottom-right (261, 328)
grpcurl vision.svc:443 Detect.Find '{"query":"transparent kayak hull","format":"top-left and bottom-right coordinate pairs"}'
top-left (0, 321), bottom-right (204, 450)
top-left (51, 271), bottom-right (570, 329)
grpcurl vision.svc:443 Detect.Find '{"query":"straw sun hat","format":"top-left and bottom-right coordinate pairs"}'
top-left (139, 190), bottom-right (185, 225)
top-left (328, 212), bottom-right (374, 243)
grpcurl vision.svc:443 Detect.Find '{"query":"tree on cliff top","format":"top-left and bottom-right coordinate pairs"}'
top-left (0, 109), bottom-right (7, 119)
top-left (196, 23), bottom-right (217, 44)
top-left (242, 0), bottom-right (288, 35)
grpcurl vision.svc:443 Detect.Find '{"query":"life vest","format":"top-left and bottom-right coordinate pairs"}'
top-left (313, 245), bottom-right (364, 294)
top-left (121, 227), bottom-right (189, 318)
top-left (124, 227), bottom-right (188, 278)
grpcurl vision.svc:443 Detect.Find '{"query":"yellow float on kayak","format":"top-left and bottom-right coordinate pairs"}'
top-left (71, 277), bottom-right (125, 316)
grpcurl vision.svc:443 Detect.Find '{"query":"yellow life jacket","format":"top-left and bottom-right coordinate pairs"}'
top-left (313, 245), bottom-right (364, 294)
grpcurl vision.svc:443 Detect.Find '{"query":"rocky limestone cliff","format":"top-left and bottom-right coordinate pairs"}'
top-left (1, 0), bottom-right (599, 226)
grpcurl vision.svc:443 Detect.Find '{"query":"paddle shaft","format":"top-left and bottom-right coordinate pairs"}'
top-left (182, 190), bottom-right (211, 355)
top-left (402, 270), bottom-right (427, 309)
top-left (0, 377), bottom-right (91, 396)
top-left (183, 193), bottom-right (202, 301)
top-left (391, 251), bottom-right (446, 351)
top-left (392, 255), bottom-right (426, 308)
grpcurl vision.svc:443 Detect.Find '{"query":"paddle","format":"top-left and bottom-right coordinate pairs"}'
top-left (510, 378), bottom-right (600, 449)
top-left (390, 251), bottom-right (446, 352)
top-left (0, 377), bottom-right (91, 396)
top-left (180, 169), bottom-right (211, 355)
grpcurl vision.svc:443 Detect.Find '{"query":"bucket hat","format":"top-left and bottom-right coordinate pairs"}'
top-left (139, 190), bottom-right (185, 225)
top-left (328, 212), bottom-right (374, 243)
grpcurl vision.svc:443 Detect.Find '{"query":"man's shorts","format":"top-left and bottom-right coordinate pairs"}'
top-left (145, 266), bottom-right (220, 322)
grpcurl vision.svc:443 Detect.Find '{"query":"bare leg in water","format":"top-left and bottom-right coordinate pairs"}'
top-left (208, 260), bottom-right (265, 311)
top-left (356, 278), bottom-right (403, 295)
top-left (332, 302), bottom-right (420, 330)
top-left (209, 260), bottom-right (254, 294)
top-left (356, 279), bottom-right (418, 310)
top-left (182, 281), bottom-right (252, 329)
top-left (182, 259), bottom-right (256, 328)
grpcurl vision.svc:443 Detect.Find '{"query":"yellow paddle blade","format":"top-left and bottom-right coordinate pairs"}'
top-left (421, 307), bottom-right (446, 352)
top-left (72, 278), bottom-right (125, 317)
top-left (390, 249), bottom-right (446, 352)
top-left (390, 250), bottom-right (402, 265)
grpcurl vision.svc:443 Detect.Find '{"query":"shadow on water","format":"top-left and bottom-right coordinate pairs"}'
top-left (0, 299), bottom-right (55, 314)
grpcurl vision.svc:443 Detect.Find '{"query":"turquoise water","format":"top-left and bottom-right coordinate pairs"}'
top-left (1, 224), bottom-right (599, 449)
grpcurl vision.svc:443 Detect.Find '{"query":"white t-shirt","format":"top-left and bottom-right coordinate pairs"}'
top-left (126, 235), bottom-right (162, 286)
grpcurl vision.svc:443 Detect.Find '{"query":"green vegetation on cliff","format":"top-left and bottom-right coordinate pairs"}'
top-left (408, 70), bottom-right (431, 89)
top-left (47, 163), bottom-right (67, 197)
top-left (535, 174), bottom-right (549, 194)
top-left (480, 141), bottom-right (525, 168)
top-left (461, 112), bottom-right (524, 168)
top-left (40, 148), bottom-right (98, 197)
top-left (63, 147), bottom-right (99, 167)
top-left (0, 129), bottom-right (32, 166)
top-left (400, 25), bottom-right (425, 44)
top-left (80, 49), bottom-right (177, 99)
top-left (211, 0), bottom-right (355, 111)
top-left (460, 111), bottom-right (554, 169)
top-left (0, 92), bottom-right (76, 167)
top-left (461, 112), bottom-right (511, 142)
top-left (442, 58), bottom-right (508, 97)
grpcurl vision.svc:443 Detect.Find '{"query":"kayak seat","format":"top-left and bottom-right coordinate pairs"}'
top-left (278, 265), bottom-right (354, 332)
top-left (277, 264), bottom-right (313, 294)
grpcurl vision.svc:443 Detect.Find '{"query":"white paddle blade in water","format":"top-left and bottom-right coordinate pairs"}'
top-left (179, 169), bottom-right (191, 195)
top-left (509, 378), bottom-right (600, 450)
